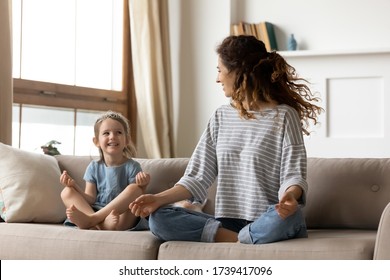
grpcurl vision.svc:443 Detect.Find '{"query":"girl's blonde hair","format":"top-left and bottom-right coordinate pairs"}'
top-left (94, 111), bottom-right (137, 162)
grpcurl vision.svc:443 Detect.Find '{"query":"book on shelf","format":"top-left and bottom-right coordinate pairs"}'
top-left (230, 21), bottom-right (278, 52)
top-left (258, 22), bottom-right (271, 51)
top-left (231, 21), bottom-right (245, 36)
top-left (265, 21), bottom-right (278, 51)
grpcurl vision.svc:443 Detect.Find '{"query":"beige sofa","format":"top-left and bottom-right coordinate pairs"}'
top-left (1, 153), bottom-right (390, 260)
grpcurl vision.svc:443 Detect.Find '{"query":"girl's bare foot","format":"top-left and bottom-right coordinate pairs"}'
top-left (100, 210), bottom-right (120, 230)
top-left (66, 205), bottom-right (96, 229)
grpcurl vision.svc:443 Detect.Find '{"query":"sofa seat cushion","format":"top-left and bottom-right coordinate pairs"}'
top-left (0, 223), bottom-right (162, 260)
top-left (157, 229), bottom-right (376, 260)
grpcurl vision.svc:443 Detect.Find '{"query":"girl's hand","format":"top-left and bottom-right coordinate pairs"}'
top-left (60, 170), bottom-right (76, 188)
top-left (129, 194), bottom-right (159, 218)
top-left (135, 171), bottom-right (151, 188)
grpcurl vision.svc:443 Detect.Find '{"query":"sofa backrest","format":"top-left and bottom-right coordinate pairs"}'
top-left (55, 155), bottom-right (189, 195)
top-left (55, 156), bottom-right (390, 230)
top-left (56, 155), bottom-right (96, 190)
top-left (304, 158), bottom-right (390, 230)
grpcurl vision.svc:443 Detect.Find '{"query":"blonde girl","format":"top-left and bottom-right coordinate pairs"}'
top-left (60, 111), bottom-right (150, 230)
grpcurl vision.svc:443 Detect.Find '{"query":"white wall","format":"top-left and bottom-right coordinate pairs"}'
top-left (285, 50), bottom-right (390, 158)
top-left (168, 0), bottom-right (231, 157)
top-left (167, 0), bottom-right (390, 158)
top-left (234, 0), bottom-right (390, 51)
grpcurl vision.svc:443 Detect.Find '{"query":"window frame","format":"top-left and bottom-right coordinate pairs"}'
top-left (13, 79), bottom-right (128, 114)
top-left (12, 0), bottom-right (137, 142)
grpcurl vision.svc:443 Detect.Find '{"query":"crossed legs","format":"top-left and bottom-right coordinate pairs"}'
top-left (61, 184), bottom-right (143, 230)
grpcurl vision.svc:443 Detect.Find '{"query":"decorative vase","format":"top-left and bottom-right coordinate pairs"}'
top-left (287, 34), bottom-right (297, 51)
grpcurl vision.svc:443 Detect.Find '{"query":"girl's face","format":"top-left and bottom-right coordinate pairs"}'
top-left (94, 118), bottom-right (128, 158)
top-left (216, 57), bottom-right (236, 97)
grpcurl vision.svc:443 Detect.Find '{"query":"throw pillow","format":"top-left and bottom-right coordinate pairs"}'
top-left (0, 142), bottom-right (66, 223)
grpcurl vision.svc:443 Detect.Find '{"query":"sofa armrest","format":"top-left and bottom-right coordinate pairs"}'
top-left (374, 202), bottom-right (390, 259)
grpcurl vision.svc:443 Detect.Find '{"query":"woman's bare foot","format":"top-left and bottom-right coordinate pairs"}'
top-left (66, 205), bottom-right (96, 229)
top-left (100, 210), bottom-right (120, 230)
top-left (173, 200), bottom-right (206, 213)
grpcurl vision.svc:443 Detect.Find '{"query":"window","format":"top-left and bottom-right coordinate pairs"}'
top-left (12, 0), bottom-right (134, 155)
top-left (12, 105), bottom-right (103, 156)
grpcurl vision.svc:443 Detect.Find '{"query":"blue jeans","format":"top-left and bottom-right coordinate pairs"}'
top-left (149, 205), bottom-right (307, 244)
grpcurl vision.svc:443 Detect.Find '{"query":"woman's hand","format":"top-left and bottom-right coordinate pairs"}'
top-left (60, 170), bottom-right (76, 188)
top-left (129, 194), bottom-right (160, 218)
top-left (130, 184), bottom-right (193, 218)
top-left (275, 185), bottom-right (302, 219)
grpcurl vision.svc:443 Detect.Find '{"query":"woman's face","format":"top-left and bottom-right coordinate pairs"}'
top-left (216, 57), bottom-right (236, 97)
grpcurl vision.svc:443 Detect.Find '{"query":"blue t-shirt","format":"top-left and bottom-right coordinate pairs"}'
top-left (83, 159), bottom-right (142, 208)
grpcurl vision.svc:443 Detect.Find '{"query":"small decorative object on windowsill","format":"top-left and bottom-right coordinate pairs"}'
top-left (287, 34), bottom-right (297, 51)
top-left (41, 140), bottom-right (61, 156)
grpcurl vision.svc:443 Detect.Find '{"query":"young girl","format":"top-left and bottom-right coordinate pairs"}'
top-left (130, 35), bottom-right (323, 244)
top-left (60, 111), bottom-right (150, 230)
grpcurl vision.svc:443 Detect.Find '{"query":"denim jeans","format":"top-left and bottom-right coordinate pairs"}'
top-left (149, 205), bottom-right (307, 244)
top-left (238, 205), bottom-right (308, 244)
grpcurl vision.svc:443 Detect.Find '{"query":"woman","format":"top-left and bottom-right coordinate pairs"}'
top-left (130, 35), bottom-right (322, 244)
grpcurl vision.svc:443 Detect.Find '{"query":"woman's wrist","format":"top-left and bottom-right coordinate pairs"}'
top-left (155, 184), bottom-right (192, 206)
top-left (286, 185), bottom-right (303, 201)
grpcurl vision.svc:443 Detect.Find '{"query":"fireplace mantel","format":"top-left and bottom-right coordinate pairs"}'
top-left (281, 49), bottom-right (390, 158)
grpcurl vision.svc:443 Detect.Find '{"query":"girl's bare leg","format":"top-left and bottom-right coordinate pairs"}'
top-left (94, 184), bottom-right (144, 230)
top-left (99, 210), bottom-right (120, 230)
top-left (61, 187), bottom-right (96, 229)
top-left (61, 187), bottom-right (94, 215)
top-left (100, 209), bottom-right (138, 231)
top-left (62, 184), bottom-right (143, 230)
top-left (66, 205), bottom-right (100, 229)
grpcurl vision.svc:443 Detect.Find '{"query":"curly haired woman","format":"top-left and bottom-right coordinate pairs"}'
top-left (130, 35), bottom-right (323, 244)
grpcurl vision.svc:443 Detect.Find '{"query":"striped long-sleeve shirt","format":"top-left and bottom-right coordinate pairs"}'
top-left (177, 103), bottom-right (308, 221)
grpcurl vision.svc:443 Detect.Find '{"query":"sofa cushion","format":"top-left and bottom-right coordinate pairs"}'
top-left (157, 229), bottom-right (376, 260)
top-left (137, 158), bottom-right (190, 194)
top-left (0, 223), bottom-right (162, 259)
top-left (54, 155), bottom-right (96, 192)
top-left (305, 158), bottom-right (390, 230)
top-left (0, 143), bottom-right (66, 223)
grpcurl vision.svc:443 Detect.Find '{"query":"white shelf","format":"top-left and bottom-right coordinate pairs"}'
top-left (278, 48), bottom-right (390, 58)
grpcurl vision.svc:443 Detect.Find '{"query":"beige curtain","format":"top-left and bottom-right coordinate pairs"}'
top-left (0, 0), bottom-right (13, 145)
top-left (129, 0), bottom-right (174, 158)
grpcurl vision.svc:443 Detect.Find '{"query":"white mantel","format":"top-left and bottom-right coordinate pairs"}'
top-left (281, 49), bottom-right (390, 158)
top-left (279, 48), bottom-right (390, 58)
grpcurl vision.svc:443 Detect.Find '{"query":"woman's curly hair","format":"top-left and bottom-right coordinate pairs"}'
top-left (216, 35), bottom-right (323, 135)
